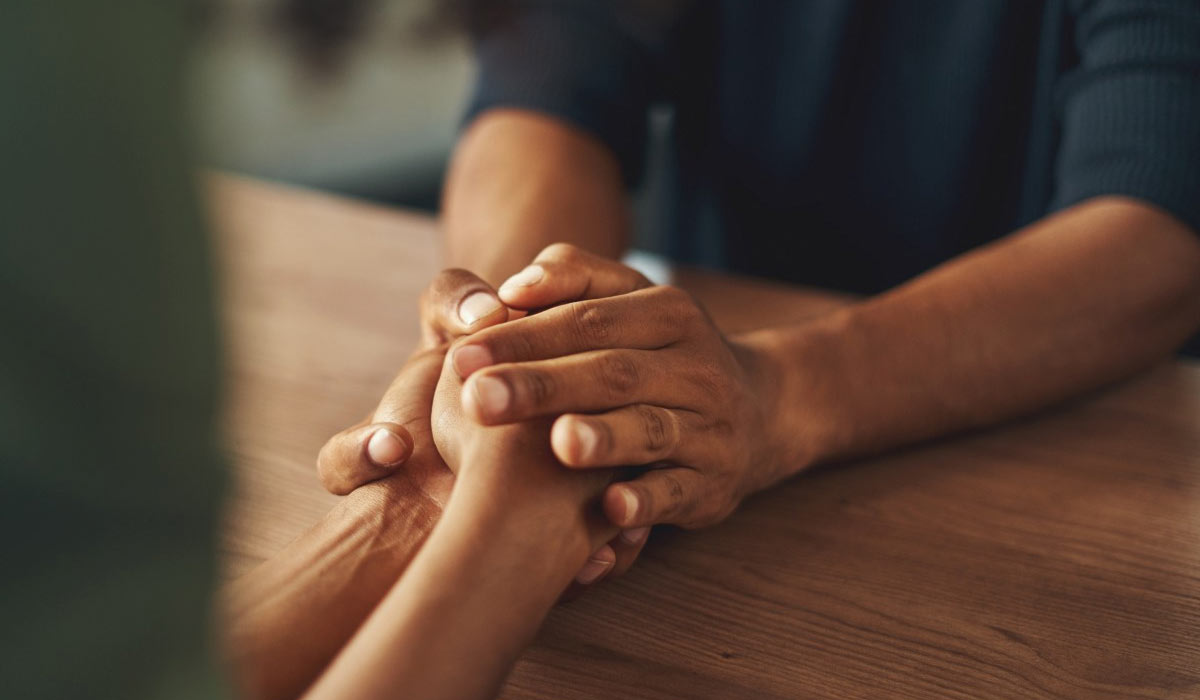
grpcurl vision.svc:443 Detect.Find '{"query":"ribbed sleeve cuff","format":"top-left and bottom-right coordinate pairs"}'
top-left (1051, 1), bottom-right (1200, 236)
top-left (1052, 73), bottom-right (1200, 235)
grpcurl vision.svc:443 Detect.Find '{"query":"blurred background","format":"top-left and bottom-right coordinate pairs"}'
top-left (191, 0), bottom-right (674, 259)
top-left (193, 0), bottom-right (471, 211)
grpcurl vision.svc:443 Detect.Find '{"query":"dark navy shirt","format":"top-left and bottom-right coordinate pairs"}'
top-left (466, 0), bottom-right (1200, 347)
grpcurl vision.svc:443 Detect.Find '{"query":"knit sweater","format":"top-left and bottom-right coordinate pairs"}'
top-left (466, 0), bottom-right (1200, 352)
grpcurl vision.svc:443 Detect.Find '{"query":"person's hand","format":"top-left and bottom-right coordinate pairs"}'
top-left (317, 266), bottom-right (643, 589)
top-left (316, 346), bottom-right (455, 513)
top-left (316, 269), bottom-right (510, 496)
top-left (430, 336), bottom-right (626, 586)
top-left (449, 244), bottom-right (788, 532)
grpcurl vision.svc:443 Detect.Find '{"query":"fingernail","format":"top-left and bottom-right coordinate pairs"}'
top-left (458, 291), bottom-right (501, 326)
top-left (572, 420), bottom-right (598, 461)
top-left (367, 428), bottom-right (407, 466)
top-left (452, 344), bottom-right (493, 377)
top-left (499, 265), bottom-right (545, 296)
top-left (575, 557), bottom-right (613, 585)
top-left (472, 375), bottom-right (510, 418)
top-left (621, 489), bottom-right (639, 523)
top-left (620, 527), bottom-right (650, 545)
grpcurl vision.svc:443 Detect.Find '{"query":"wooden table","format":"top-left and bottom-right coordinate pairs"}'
top-left (210, 174), bottom-right (1200, 699)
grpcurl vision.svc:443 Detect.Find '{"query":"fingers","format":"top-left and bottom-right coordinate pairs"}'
top-left (551, 406), bottom-right (699, 468)
top-left (603, 468), bottom-right (715, 529)
top-left (574, 543), bottom-right (616, 586)
top-left (607, 526), bottom-right (650, 579)
top-left (572, 524), bottom-right (650, 592)
top-left (317, 421), bottom-right (414, 495)
top-left (317, 348), bottom-right (446, 496)
top-left (450, 285), bottom-right (696, 378)
top-left (498, 243), bottom-right (652, 310)
top-left (460, 349), bottom-right (683, 425)
top-left (420, 268), bottom-right (508, 347)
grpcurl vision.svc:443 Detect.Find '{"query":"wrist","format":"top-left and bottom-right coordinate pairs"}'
top-left (443, 468), bottom-right (596, 595)
top-left (732, 311), bottom-right (857, 477)
top-left (442, 110), bottom-right (630, 284)
top-left (342, 476), bottom-right (446, 556)
top-left (451, 430), bottom-right (610, 562)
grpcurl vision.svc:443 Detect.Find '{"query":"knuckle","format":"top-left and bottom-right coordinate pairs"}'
top-left (637, 405), bottom-right (673, 454)
top-left (571, 301), bottom-right (614, 345)
top-left (541, 242), bottom-right (582, 262)
top-left (431, 267), bottom-right (473, 297)
top-left (518, 369), bottom-right (555, 407)
top-left (662, 472), bottom-right (687, 508)
top-left (502, 327), bottom-right (536, 364)
top-left (658, 284), bottom-right (692, 309)
top-left (671, 286), bottom-right (707, 324)
top-left (652, 286), bottom-right (701, 331)
top-left (662, 475), bottom-right (700, 525)
top-left (597, 352), bottom-right (640, 398)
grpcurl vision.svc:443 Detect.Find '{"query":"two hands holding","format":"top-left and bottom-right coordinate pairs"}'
top-left (226, 201), bottom-right (1199, 699)
top-left (226, 242), bottom-right (804, 700)
top-left (317, 243), bottom-right (789, 593)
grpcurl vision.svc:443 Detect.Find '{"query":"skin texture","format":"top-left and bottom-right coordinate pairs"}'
top-left (303, 345), bottom-right (618, 700)
top-left (319, 267), bottom-right (649, 590)
top-left (223, 349), bottom-right (453, 700)
top-left (453, 245), bottom-right (781, 529)
top-left (225, 342), bottom-right (623, 700)
top-left (309, 110), bottom-right (649, 587)
top-left (293, 112), bottom-right (1200, 692)
top-left (226, 271), bottom-right (648, 700)
top-left (441, 109), bottom-right (630, 285)
top-left (429, 110), bottom-right (1200, 533)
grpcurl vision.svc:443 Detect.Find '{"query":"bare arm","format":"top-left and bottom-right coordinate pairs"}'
top-left (222, 350), bottom-right (453, 700)
top-left (755, 197), bottom-right (1200, 470)
top-left (223, 479), bottom-right (442, 699)
top-left (304, 347), bottom-right (616, 700)
top-left (442, 109), bottom-right (630, 284)
top-left (439, 198), bottom-right (1200, 530)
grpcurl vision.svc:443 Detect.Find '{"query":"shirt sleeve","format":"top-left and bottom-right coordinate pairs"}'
top-left (463, 0), bottom-right (684, 185)
top-left (1051, 0), bottom-right (1200, 234)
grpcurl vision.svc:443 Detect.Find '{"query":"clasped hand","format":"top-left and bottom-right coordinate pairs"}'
top-left (318, 244), bottom-right (785, 588)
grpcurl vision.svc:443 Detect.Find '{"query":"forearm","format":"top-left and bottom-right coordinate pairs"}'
top-left (442, 109), bottom-right (630, 284)
top-left (305, 447), bottom-right (611, 700)
top-left (223, 478), bottom-right (443, 700)
top-left (751, 197), bottom-right (1200, 475)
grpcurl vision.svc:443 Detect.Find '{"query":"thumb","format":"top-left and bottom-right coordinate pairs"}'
top-left (420, 268), bottom-right (508, 347)
top-left (317, 421), bottom-right (413, 495)
top-left (602, 468), bottom-right (706, 529)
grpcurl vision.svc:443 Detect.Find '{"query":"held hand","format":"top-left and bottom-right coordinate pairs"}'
top-left (316, 347), bottom-right (455, 509)
top-left (317, 264), bottom-right (642, 588)
top-left (430, 339), bottom-right (630, 592)
top-left (450, 244), bottom-right (787, 531)
top-left (317, 269), bottom-right (509, 495)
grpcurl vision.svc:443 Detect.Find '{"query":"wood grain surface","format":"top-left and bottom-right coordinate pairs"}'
top-left (209, 174), bottom-right (1200, 699)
